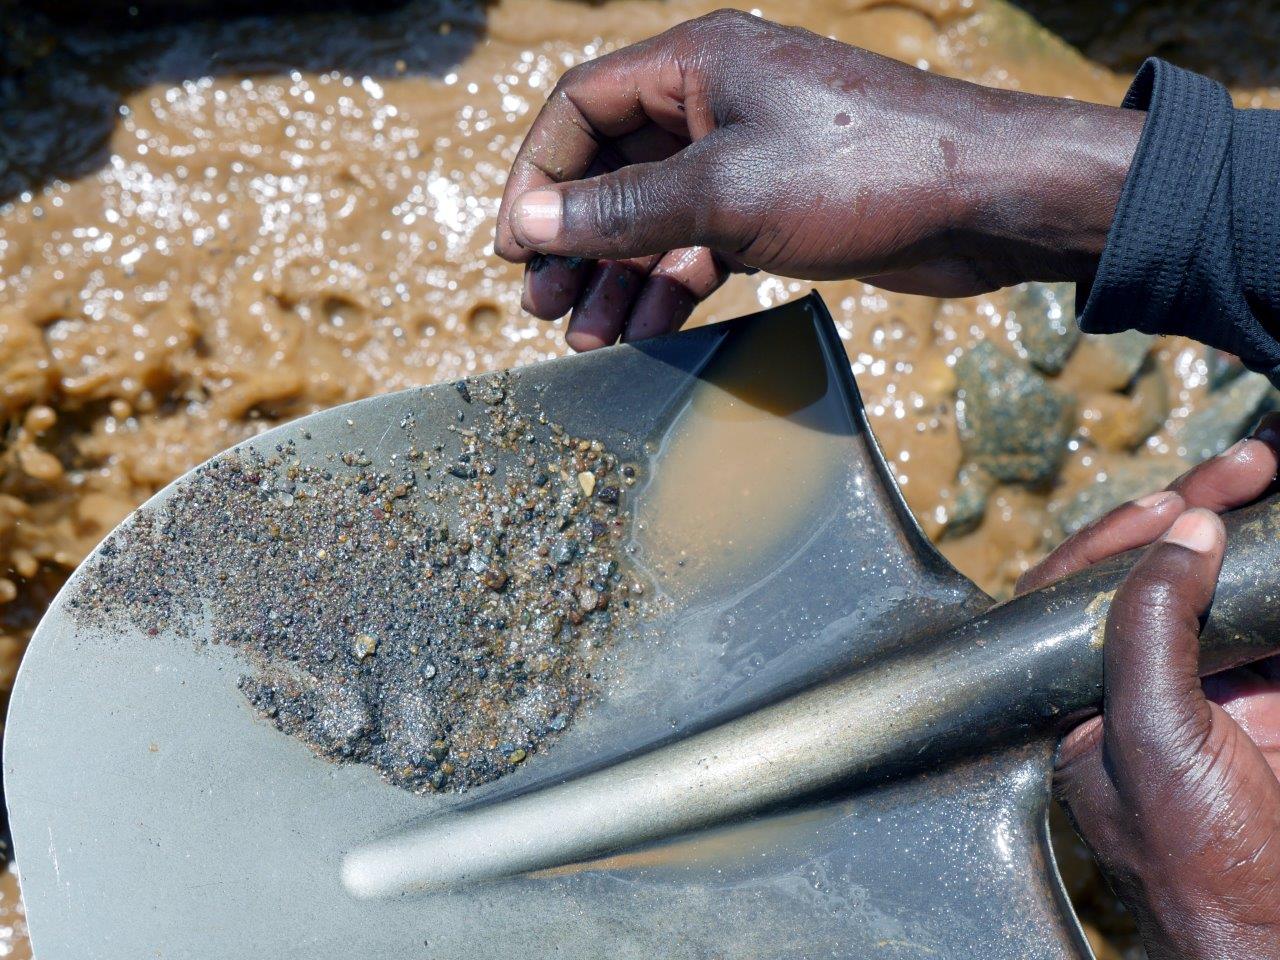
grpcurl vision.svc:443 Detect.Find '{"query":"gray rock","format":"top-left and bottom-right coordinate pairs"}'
top-left (551, 539), bottom-right (577, 565)
top-left (1177, 371), bottom-right (1274, 461)
top-left (955, 341), bottom-right (1076, 484)
top-left (1205, 348), bottom-right (1245, 390)
top-left (944, 464), bottom-right (995, 538)
top-left (1007, 282), bottom-right (1078, 374)
top-left (1056, 455), bottom-right (1189, 537)
top-left (1086, 329), bottom-right (1153, 390)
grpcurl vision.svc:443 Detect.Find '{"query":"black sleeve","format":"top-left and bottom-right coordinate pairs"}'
top-left (1077, 58), bottom-right (1280, 383)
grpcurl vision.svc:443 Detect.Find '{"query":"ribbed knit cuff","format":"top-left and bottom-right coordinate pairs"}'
top-left (1077, 59), bottom-right (1234, 337)
top-left (1232, 110), bottom-right (1280, 320)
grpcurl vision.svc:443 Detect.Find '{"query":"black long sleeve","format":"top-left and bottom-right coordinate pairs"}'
top-left (1078, 58), bottom-right (1280, 383)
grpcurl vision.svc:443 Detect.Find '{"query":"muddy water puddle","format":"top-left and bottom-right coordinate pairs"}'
top-left (634, 310), bottom-right (849, 598)
top-left (4, 0), bottom-right (1280, 954)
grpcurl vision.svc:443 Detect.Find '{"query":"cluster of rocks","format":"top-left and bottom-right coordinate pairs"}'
top-left (947, 282), bottom-right (1278, 542)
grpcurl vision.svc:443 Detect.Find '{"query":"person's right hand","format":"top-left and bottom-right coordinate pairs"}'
top-left (494, 10), bottom-right (1143, 350)
top-left (1019, 419), bottom-right (1280, 960)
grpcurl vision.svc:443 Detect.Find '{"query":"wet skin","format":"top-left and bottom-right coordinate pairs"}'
top-left (496, 13), bottom-right (1280, 953)
top-left (1018, 415), bottom-right (1280, 960)
top-left (494, 9), bottom-right (1143, 349)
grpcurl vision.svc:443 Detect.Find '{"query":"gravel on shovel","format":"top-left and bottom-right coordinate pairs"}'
top-left (71, 372), bottom-right (643, 795)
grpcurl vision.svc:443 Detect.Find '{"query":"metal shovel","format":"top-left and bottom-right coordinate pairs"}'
top-left (7, 293), bottom-right (1280, 959)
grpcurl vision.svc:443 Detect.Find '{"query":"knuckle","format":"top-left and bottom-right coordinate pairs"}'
top-left (1104, 579), bottom-right (1211, 654)
top-left (1114, 554), bottom-right (1200, 618)
top-left (553, 62), bottom-right (589, 96)
top-left (1013, 568), bottom-right (1040, 594)
top-left (687, 8), bottom-right (758, 47)
top-left (1071, 510), bottom-right (1117, 546)
top-left (588, 174), bottom-right (645, 240)
top-left (1129, 707), bottom-right (1213, 759)
top-left (1107, 577), bottom-right (1181, 636)
top-left (702, 8), bottom-right (753, 27)
top-left (1105, 709), bottom-right (1216, 802)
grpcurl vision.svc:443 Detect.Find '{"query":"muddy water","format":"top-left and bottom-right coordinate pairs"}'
top-left (2, 0), bottom-right (1279, 955)
top-left (634, 310), bottom-right (847, 595)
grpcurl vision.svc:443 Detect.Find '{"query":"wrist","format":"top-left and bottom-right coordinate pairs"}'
top-left (952, 89), bottom-right (1144, 284)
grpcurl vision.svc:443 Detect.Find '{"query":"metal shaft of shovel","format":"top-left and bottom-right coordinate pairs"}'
top-left (344, 493), bottom-right (1280, 900)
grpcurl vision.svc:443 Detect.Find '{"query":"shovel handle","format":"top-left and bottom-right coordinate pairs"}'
top-left (1006, 489), bottom-right (1280, 725)
top-left (848, 489), bottom-right (1280, 775)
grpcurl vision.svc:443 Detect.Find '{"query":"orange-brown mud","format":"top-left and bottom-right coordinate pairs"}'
top-left (634, 308), bottom-right (850, 596)
top-left (0, 867), bottom-right (27, 960)
top-left (3, 1), bottom-right (1279, 956)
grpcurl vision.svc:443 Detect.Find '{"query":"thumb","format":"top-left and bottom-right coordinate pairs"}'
top-left (507, 144), bottom-right (728, 261)
top-left (1101, 507), bottom-right (1225, 804)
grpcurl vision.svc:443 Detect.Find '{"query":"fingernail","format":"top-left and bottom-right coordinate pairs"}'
top-left (514, 190), bottom-right (561, 245)
top-left (1133, 491), bottom-right (1177, 509)
top-left (1165, 510), bottom-right (1219, 553)
top-left (1222, 437), bottom-right (1253, 461)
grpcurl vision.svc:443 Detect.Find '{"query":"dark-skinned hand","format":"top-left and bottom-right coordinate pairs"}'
top-left (494, 9), bottom-right (1143, 350)
top-left (1017, 415), bottom-right (1280, 960)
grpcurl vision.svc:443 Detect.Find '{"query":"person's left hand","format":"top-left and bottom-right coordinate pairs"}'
top-left (493, 11), bottom-right (1138, 350)
top-left (1019, 417), bottom-right (1280, 960)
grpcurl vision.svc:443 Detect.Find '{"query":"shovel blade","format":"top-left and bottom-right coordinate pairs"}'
top-left (5, 294), bottom-right (1085, 958)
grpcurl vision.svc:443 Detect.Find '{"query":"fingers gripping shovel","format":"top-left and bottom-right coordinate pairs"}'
top-left (7, 294), bottom-right (1280, 959)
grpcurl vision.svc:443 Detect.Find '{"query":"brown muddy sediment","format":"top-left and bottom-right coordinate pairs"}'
top-left (3, 0), bottom-right (1279, 955)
